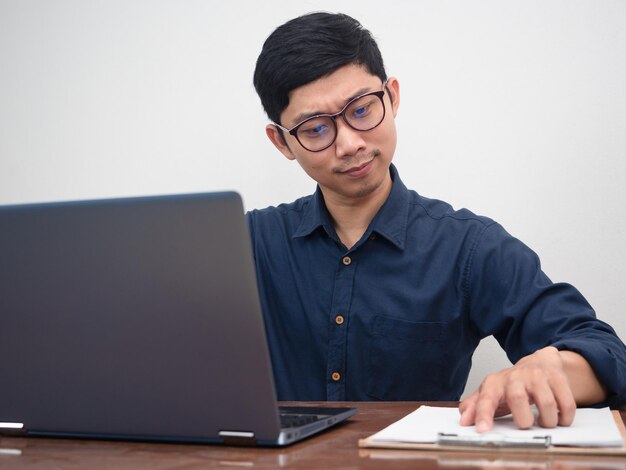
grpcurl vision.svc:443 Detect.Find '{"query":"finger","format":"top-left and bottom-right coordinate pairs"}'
top-left (549, 371), bottom-right (577, 427)
top-left (460, 391), bottom-right (512, 427)
top-left (527, 376), bottom-right (558, 428)
top-left (493, 401), bottom-right (513, 418)
top-left (459, 392), bottom-right (478, 426)
top-left (473, 377), bottom-right (505, 433)
top-left (504, 379), bottom-right (535, 429)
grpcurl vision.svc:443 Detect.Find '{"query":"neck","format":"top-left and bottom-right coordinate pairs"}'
top-left (322, 173), bottom-right (393, 249)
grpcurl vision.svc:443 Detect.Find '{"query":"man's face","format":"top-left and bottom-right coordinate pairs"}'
top-left (266, 64), bottom-right (400, 205)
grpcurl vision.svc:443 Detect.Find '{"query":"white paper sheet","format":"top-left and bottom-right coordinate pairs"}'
top-left (370, 406), bottom-right (624, 448)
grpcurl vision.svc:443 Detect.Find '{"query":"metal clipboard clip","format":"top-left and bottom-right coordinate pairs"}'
top-left (437, 432), bottom-right (551, 449)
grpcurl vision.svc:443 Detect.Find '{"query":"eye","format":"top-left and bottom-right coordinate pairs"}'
top-left (349, 98), bottom-right (375, 119)
top-left (354, 106), bottom-right (368, 117)
top-left (299, 121), bottom-right (331, 139)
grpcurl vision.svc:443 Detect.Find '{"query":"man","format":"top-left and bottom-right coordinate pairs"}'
top-left (248, 12), bottom-right (626, 432)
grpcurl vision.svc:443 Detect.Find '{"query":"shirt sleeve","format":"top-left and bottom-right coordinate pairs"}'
top-left (466, 223), bottom-right (626, 408)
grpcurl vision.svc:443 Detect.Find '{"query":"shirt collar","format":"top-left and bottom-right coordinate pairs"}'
top-left (292, 185), bottom-right (335, 240)
top-left (293, 164), bottom-right (410, 250)
top-left (367, 164), bottom-right (409, 250)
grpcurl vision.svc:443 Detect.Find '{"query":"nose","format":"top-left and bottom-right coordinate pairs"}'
top-left (333, 118), bottom-right (366, 158)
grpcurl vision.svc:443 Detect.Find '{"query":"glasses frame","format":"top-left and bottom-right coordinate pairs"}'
top-left (274, 87), bottom-right (387, 152)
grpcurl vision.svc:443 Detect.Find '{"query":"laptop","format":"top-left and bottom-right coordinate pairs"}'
top-left (0, 191), bottom-right (356, 446)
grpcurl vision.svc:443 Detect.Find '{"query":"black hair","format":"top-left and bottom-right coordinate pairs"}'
top-left (253, 12), bottom-right (387, 125)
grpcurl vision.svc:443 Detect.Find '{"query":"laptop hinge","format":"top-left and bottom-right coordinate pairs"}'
top-left (218, 430), bottom-right (257, 446)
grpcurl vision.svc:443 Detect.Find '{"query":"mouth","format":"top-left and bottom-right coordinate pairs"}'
top-left (343, 161), bottom-right (372, 174)
top-left (336, 150), bottom-right (380, 176)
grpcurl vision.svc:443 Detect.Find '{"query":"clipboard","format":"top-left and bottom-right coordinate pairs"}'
top-left (358, 410), bottom-right (626, 456)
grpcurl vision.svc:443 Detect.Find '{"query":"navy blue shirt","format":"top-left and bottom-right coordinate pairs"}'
top-left (247, 165), bottom-right (626, 405)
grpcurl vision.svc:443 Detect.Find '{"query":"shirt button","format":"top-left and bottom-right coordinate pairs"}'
top-left (331, 372), bottom-right (341, 382)
top-left (342, 256), bottom-right (352, 266)
top-left (369, 233), bottom-right (377, 240)
top-left (335, 315), bottom-right (344, 325)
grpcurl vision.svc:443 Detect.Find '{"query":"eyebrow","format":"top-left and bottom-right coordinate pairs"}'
top-left (289, 86), bottom-right (373, 127)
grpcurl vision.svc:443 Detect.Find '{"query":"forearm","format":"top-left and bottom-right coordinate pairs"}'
top-left (559, 349), bottom-right (607, 405)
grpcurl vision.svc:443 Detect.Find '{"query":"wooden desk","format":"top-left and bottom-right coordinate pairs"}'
top-left (0, 402), bottom-right (624, 469)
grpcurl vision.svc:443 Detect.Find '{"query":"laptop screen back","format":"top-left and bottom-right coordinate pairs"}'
top-left (0, 192), bottom-right (282, 442)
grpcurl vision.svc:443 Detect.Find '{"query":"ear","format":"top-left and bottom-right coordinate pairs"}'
top-left (266, 124), bottom-right (296, 161)
top-left (386, 77), bottom-right (400, 118)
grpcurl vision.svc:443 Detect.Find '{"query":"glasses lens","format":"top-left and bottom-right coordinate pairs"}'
top-left (296, 116), bottom-right (336, 152)
top-left (344, 93), bottom-right (385, 131)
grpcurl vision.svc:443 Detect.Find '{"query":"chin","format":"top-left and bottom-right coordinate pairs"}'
top-left (351, 179), bottom-right (384, 199)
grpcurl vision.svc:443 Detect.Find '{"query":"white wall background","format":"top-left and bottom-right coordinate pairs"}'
top-left (1, 0), bottom-right (625, 398)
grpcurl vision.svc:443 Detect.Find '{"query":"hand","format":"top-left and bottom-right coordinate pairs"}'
top-left (458, 346), bottom-right (577, 432)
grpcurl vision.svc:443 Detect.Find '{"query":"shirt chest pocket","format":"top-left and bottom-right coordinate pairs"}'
top-left (367, 315), bottom-right (446, 400)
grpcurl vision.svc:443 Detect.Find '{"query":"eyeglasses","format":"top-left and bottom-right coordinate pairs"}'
top-left (274, 87), bottom-right (387, 152)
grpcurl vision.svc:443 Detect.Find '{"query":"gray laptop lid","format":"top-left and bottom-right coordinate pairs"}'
top-left (0, 192), bottom-right (285, 443)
